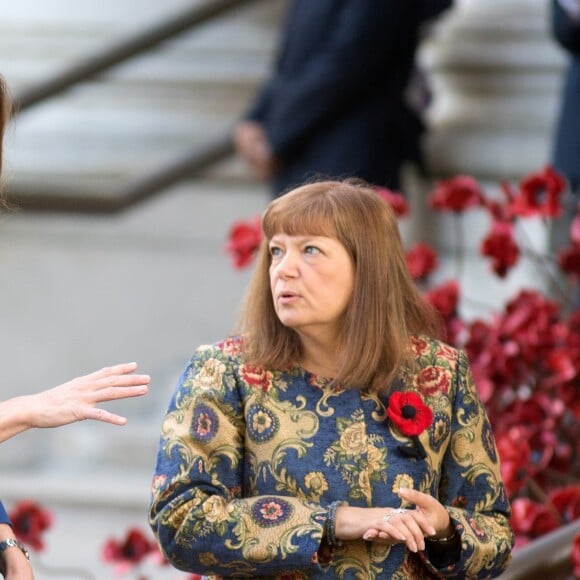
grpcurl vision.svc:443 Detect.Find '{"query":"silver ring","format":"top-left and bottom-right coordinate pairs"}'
top-left (383, 508), bottom-right (407, 523)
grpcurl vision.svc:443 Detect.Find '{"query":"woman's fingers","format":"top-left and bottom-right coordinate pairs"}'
top-left (80, 406), bottom-right (128, 425)
top-left (398, 488), bottom-right (451, 537)
top-left (362, 502), bottom-right (442, 550)
top-left (380, 509), bottom-right (426, 552)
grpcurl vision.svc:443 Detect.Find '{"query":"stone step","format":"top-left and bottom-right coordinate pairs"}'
top-left (0, 1), bottom-right (283, 89)
top-left (1, 1), bottom-right (283, 195)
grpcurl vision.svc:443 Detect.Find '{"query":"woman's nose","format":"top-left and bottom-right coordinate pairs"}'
top-left (276, 251), bottom-right (299, 278)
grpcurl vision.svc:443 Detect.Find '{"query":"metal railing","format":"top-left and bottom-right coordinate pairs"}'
top-left (6, 0), bottom-right (263, 213)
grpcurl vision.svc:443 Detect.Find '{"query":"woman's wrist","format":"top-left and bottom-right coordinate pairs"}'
top-left (0, 538), bottom-right (31, 576)
top-left (430, 521), bottom-right (455, 541)
top-left (0, 396), bottom-right (34, 443)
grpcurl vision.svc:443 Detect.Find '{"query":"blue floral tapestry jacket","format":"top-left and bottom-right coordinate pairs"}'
top-left (149, 335), bottom-right (514, 579)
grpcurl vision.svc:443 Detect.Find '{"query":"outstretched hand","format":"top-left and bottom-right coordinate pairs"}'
top-left (233, 121), bottom-right (277, 179)
top-left (26, 362), bottom-right (150, 428)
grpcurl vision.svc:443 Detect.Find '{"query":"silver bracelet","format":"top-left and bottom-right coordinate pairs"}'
top-left (325, 501), bottom-right (343, 547)
top-left (0, 538), bottom-right (30, 560)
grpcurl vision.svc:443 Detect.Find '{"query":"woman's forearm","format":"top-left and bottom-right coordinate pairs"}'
top-left (0, 396), bottom-right (33, 444)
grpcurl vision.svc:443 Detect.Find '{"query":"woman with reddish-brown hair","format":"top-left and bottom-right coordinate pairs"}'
top-left (150, 180), bottom-right (514, 578)
top-left (0, 76), bottom-right (150, 578)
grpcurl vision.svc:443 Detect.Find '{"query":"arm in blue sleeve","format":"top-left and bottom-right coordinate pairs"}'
top-left (264, 0), bottom-right (421, 159)
top-left (149, 345), bottom-right (327, 576)
top-left (421, 351), bottom-right (514, 578)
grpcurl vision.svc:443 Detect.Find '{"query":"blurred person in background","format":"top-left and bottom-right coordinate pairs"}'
top-left (234, 0), bottom-right (453, 198)
top-left (0, 76), bottom-right (150, 579)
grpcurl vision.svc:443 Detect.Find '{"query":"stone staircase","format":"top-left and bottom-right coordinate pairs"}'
top-left (3, 0), bottom-right (287, 192)
top-left (0, 0), bottom-right (285, 497)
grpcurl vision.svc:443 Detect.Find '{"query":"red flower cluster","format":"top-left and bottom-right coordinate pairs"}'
top-left (422, 166), bottom-right (579, 557)
top-left (429, 165), bottom-right (568, 278)
top-left (510, 486), bottom-right (580, 549)
top-left (8, 500), bottom-right (53, 551)
top-left (225, 216), bottom-right (262, 269)
top-left (102, 527), bottom-right (167, 575)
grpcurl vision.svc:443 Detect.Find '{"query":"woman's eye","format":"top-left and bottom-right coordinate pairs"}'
top-left (304, 245), bottom-right (321, 255)
top-left (269, 246), bottom-right (283, 257)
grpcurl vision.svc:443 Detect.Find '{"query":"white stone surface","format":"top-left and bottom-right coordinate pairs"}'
top-left (0, 180), bottom-right (268, 466)
top-left (420, 0), bottom-right (567, 178)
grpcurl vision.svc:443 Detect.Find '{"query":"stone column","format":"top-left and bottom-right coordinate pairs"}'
top-left (406, 0), bottom-right (569, 316)
top-left (421, 0), bottom-right (565, 180)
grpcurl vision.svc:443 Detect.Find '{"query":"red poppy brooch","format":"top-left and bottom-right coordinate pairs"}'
top-left (387, 391), bottom-right (433, 459)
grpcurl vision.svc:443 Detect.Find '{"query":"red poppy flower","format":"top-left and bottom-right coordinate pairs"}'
top-left (424, 280), bottom-right (460, 319)
top-left (428, 175), bottom-right (484, 213)
top-left (405, 242), bottom-right (438, 281)
top-left (375, 187), bottom-right (409, 218)
top-left (387, 391), bottom-right (433, 437)
top-left (510, 165), bottom-right (566, 218)
top-left (572, 533), bottom-right (580, 579)
top-left (225, 216), bottom-right (262, 269)
top-left (480, 220), bottom-right (520, 278)
top-left (102, 527), bottom-right (155, 573)
top-left (558, 244), bottom-right (580, 278)
top-left (8, 500), bottom-right (53, 552)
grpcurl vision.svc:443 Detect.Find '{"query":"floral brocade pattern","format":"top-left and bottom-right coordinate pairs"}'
top-left (149, 336), bottom-right (514, 579)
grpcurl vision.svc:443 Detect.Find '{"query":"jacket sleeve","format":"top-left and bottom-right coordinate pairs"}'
top-left (148, 345), bottom-right (328, 576)
top-left (257, 0), bottom-right (423, 160)
top-left (421, 351), bottom-right (514, 578)
top-left (552, 0), bottom-right (580, 54)
top-left (0, 502), bottom-right (10, 525)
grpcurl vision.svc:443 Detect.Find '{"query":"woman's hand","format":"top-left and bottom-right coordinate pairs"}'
top-left (25, 362), bottom-right (150, 428)
top-left (233, 121), bottom-right (277, 179)
top-left (0, 362), bottom-right (149, 443)
top-left (359, 488), bottom-right (453, 552)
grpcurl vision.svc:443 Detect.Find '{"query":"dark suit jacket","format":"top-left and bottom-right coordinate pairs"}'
top-left (552, 1), bottom-right (580, 190)
top-left (246, 0), bottom-right (452, 196)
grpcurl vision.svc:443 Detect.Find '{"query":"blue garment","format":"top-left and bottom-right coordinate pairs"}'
top-left (245, 0), bottom-right (452, 197)
top-left (0, 501), bottom-right (10, 525)
top-left (552, 0), bottom-right (580, 191)
top-left (149, 335), bottom-right (513, 578)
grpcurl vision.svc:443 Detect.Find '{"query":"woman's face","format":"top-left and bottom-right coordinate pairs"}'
top-left (268, 233), bottom-right (354, 343)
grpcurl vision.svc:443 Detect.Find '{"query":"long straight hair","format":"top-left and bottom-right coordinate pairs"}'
top-left (0, 76), bottom-right (11, 175)
top-left (237, 180), bottom-right (441, 390)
